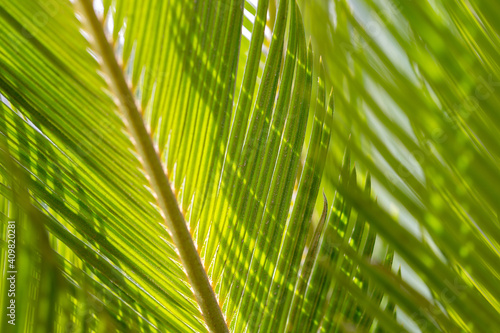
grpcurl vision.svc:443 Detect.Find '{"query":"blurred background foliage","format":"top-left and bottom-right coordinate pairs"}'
top-left (299, 0), bottom-right (500, 331)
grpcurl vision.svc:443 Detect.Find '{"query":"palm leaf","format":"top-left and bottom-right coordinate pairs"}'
top-left (1, 0), bottom-right (500, 332)
top-left (0, 0), bottom-right (334, 331)
top-left (300, 0), bottom-right (500, 331)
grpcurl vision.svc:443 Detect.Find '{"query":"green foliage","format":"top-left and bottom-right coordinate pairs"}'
top-left (0, 0), bottom-right (499, 332)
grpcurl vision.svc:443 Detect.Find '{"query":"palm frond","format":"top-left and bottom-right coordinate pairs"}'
top-left (0, 0), bottom-right (336, 331)
top-left (301, 0), bottom-right (500, 331)
top-left (1, 0), bottom-right (500, 332)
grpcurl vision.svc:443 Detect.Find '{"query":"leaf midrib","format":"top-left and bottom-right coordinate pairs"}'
top-left (75, 1), bottom-right (228, 332)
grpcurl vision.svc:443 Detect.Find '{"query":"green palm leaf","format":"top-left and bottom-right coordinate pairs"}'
top-left (1, 0), bottom-right (499, 332)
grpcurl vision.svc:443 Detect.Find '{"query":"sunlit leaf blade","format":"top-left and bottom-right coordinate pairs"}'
top-left (0, 0), bottom-right (336, 331)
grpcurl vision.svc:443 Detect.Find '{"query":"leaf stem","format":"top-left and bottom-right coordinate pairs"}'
top-left (76, 1), bottom-right (228, 331)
